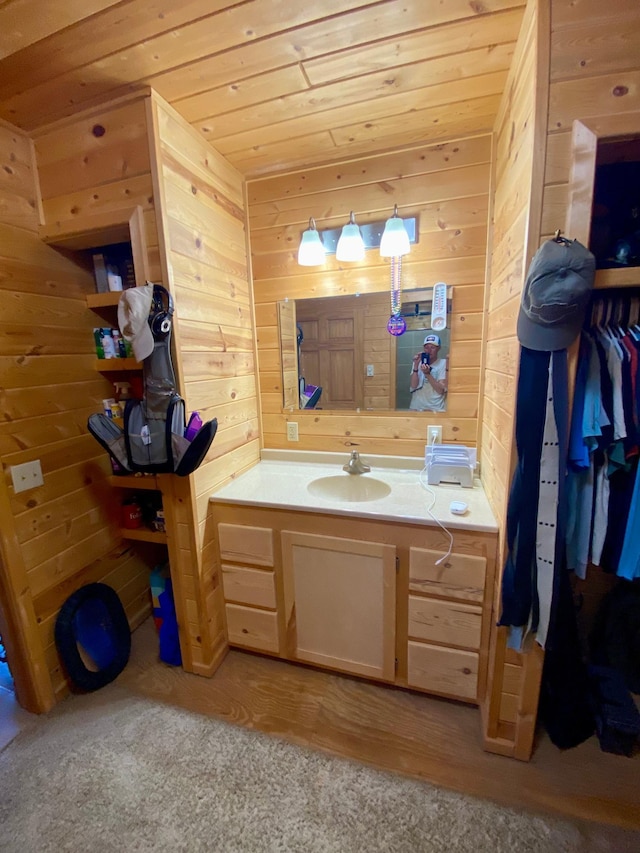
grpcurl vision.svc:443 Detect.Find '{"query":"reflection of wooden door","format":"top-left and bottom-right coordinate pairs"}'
top-left (296, 300), bottom-right (363, 408)
top-left (281, 530), bottom-right (396, 681)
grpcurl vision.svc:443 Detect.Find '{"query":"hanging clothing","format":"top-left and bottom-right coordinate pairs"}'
top-left (499, 347), bottom-right (568, 650)
top-left (566, 335), bottom-right (610, 578)
top-left (564, 320), bottom-right (640, 579)
top-left (617, 468), bottom-right (640, 580)
top-left (535, 364), bottom-right (562, 649)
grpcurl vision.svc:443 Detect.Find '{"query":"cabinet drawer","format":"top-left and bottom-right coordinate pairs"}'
top-left (408, 596), bottom-right (482, 649)
top-left (407, 641), bottom-right (478, 702)
top-left (225, 604), bottom-right (279, 653)
top-left (218, 523), bottom-right (274, 567)
top-left (222, 564), bottom-right (276, 609)
top-left (409, 547), bottom-right (486, 603)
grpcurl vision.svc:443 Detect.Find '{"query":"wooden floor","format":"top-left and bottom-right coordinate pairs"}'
top-left (119, 619), bottom-right (640, 833)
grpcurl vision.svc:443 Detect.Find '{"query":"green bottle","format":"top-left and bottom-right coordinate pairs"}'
top-left (93, 328), bottom-right (105, 359)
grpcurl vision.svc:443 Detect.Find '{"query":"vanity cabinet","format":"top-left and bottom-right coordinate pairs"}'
top-left (281, 531), bottom-right (396, 682)
top-left (407, 547), bottom-right (487, 701)
top-left (218, 523), bottom-right (280, 654)
top-left (212, 502), bottom-right (498, 705)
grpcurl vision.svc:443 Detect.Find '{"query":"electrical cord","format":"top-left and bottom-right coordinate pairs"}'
top-left (419, 434), bottom-right (454, 565)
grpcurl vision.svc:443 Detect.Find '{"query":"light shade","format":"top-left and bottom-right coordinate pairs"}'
top-left (336, 211), bottom-right (365, 262)
top-left (297, 218), bottom-right (326, 266)
top-left (379, 205), bottom-right (411, 257)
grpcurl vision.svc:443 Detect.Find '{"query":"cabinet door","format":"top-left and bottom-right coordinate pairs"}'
top-left (281, 530), bottom-right (396, 681)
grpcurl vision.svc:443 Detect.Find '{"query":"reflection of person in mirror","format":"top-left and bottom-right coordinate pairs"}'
top-left (409, 334), bottom-right (448, 412)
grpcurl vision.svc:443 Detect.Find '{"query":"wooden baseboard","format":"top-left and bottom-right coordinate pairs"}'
top-left (190, 639), bottom-right (229, 678)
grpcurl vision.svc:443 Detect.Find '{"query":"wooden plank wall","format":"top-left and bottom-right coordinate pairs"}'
top-left (496, 0), bottom-right (640, 755)
top-left (542, 0), bottom-right (640, 708)
top-left (0, 120), bottom-right (55, 712)
top-left (483, 0), bottom-right (640, 763)
top-left (480, 0), bottom-right (549, 757)
top-left (1, 102), bottom-right (155, 705)
top-left (542, 0), bottom-right (640, 241)
top-left (148, 93), bottom-right (258, 676)
top-left (247, 138), bottom-right (491, 456)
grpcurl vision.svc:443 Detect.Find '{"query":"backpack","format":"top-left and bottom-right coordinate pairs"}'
top-left (88, 284), bottom-right (217, 476)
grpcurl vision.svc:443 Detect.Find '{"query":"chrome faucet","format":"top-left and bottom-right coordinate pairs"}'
top-left (343, 450), bottom-right (371, 475)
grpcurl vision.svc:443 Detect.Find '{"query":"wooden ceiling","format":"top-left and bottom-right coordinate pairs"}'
top-left (0, 0), bottom-right (526, 177)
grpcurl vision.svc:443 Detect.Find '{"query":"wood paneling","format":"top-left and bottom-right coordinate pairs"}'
top-left (480, 0), bottom-right (549, 760)
top-left (148, 92), bottom-right (257, 675)
top-left (0, 1), bottom-right (525, 178)
top-left (0, 114), bottom-right (153, 706)
top-left (496, 0), bottom-right (640, 761)
top-left (248, 137), bottom-right (491, 457)
top-left (482, 0), bottom-right (640, 765)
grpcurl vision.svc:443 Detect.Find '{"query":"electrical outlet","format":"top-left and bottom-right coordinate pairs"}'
top-left (11, 460), bottom-right (44, 493)
top-left (366, 364), bottom-right (375, 377)
top-left (427, 425), bottom-right (442, 445)
top-left (286, 422), bottom-right (299, 442)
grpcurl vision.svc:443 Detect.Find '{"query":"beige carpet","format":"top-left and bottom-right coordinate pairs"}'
top-left (0, 682), bottom-right (638, 853)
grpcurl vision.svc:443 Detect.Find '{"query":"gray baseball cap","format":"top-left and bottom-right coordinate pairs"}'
top-left (517, 238), bottom-right (595, 351)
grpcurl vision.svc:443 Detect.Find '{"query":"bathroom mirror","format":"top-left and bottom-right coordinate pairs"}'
top-left (277, 286), bottom-right (452, 412)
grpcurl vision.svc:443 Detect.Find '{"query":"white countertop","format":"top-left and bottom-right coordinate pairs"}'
top-left (210, 450), bottom-right (498, 533)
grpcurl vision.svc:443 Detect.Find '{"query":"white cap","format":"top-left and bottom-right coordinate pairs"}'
top-left (423, 333), bottom-right (441, 346)
top-left (117, 284), bottom-right (154, 362)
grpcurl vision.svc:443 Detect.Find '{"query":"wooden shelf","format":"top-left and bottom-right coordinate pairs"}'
top-left (95, 357), bottom-right (141, 371)
top-left (120, 527), bottom-right (167, 544)
top-left (108, 475), bottom-right (160, 490)
top-left (87, 285), bottom-right (147, 308)
top-left (594, 267), bottom-right (640, 289)
top-left (87, 291), bottom-right (123, 309)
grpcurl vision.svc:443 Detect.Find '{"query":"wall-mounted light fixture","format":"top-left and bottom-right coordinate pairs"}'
top-left (381, 205), bottom-right (412, 337)
top-left (297, 217), bottom-right (326, 266)
top-left (380, 204), bottom-right (411, 257)
top-left (336, 211), bottom-right (365, 262)
top-left (296, 208), bottom-right (418, 265)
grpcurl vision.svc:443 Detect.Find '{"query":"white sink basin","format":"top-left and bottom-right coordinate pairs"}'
top-left (307, 475), bottom-right (392, 503)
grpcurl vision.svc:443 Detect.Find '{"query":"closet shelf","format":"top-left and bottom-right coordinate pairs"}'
top-left (594, 268), bottom-right (640, 289)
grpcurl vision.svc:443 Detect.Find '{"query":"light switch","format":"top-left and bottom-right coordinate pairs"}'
top-left (366, 364), bottom-right (374, 376)
top-left (11, 460), bottom-right (44, 493)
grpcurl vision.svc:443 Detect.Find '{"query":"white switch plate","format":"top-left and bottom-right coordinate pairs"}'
top-left (427, 425), bottom-right (442, 445)
top-left (286, 422), bottom-right (299, 442)
top-left (366, 364), bottom-right (374, 376)
top-left (11, 460), bottom-right (44, 493)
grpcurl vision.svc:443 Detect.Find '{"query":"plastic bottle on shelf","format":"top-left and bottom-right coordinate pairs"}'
top-left (112, 328), bottom-right (127, 358)
top-left (101, 328), bottom-right (117, 359)
top-left (93, 328), bottom-right (105, 359)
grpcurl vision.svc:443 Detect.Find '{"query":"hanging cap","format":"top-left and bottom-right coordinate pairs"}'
top-left (517, 238), bottom-right (595, 351)
top-left (424, 334), bottom-right (441, 346)
top-left (117, 284), bottom-right (154, 362)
